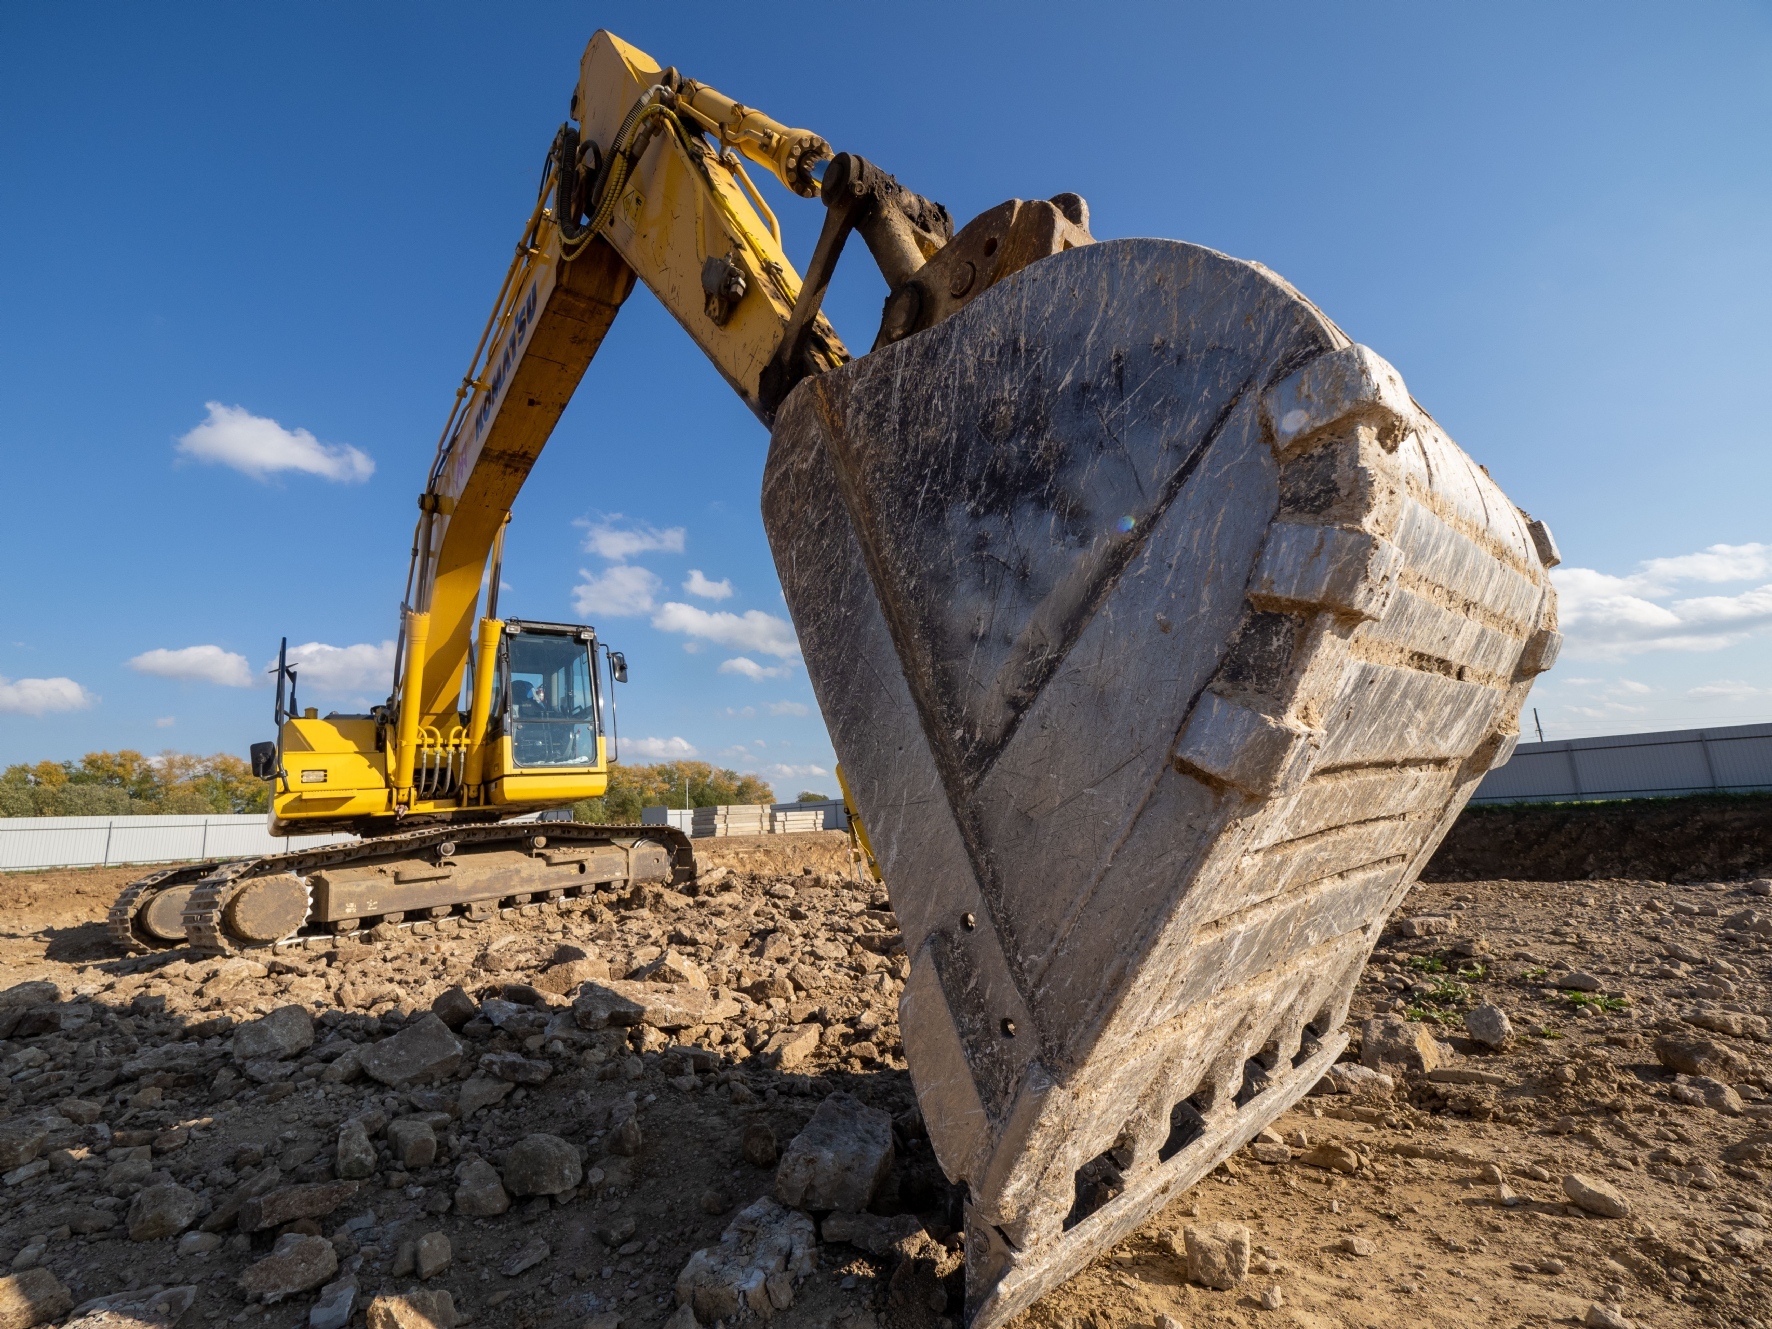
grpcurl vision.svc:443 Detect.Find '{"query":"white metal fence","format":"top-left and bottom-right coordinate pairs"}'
top-left (0, 815), bottom-right (354, 873)
top-left (1472, 721), bottom-right (1772, 805)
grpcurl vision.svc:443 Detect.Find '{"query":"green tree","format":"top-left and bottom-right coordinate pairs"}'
top-left (0, 749), bottom-right (269, 816)
top-left (795, 789), bottom-right (831, 803)
top-left (572, 760), bottom-right (774, 824)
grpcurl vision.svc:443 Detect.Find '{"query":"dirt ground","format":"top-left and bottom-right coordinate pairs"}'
top-left (2, 833), bottom-right (1771, 1329)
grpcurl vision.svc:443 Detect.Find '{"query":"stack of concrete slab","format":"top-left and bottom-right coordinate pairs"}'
top-left (691, 804), bottom-right (770, 837)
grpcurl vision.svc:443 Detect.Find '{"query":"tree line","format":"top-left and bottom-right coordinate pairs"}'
top-left (0, 750), bottom-right (267, 817)
top-left (0, 751), bottom-right (798, 824)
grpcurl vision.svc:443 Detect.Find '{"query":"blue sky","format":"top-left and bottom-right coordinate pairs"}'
top-left (2, 3), bottom-right (1769, 783)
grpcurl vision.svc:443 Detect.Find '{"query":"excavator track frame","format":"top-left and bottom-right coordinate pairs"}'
top-left (111, 823), bottom-right (694, 956)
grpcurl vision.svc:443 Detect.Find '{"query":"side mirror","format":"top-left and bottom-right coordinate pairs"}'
top-left (610, 651), bottom-right (628, 684)
top-left (250, 741), bottom-right (278, 780)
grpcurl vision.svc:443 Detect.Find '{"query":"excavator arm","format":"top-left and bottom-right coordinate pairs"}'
top-left (295, 29), bottom-right (1086, 835)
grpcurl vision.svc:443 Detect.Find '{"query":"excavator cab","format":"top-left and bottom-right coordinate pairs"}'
top-left (494, 620), bottom-right (611, 771)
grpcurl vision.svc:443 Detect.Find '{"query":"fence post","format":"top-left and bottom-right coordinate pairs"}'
top-left (102, 820), bottom-right (114, 867)
top-left (1697, 731), bottom-right (1720, 792)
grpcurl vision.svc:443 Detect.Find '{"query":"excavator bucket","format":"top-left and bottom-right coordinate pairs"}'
top-left (762, 238), bottom-right (1560, 1327)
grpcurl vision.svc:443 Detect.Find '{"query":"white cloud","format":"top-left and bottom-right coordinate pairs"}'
top-left (0, 676), bottom-right (94, 715)
top-left (654, 604), bottom-right (799, 659)
top-left (1688, 680), bottom-right (1772, 702)
top-left (683, 569), bottom-right (733, 600)
top-left (577, 515), bottom-right (686, 561)
top-left (1554, 541), bottom-right (1772, 656)
top-left (129, 645), bottom-right (255, 688)
top-left (723, 705), bottom-right (757, 718)
top-left (768, 700), bottom-right (810, 716)
top-left (624, 736), bottom-right (698, 760)
top-left (176, 402), bottom-right (373, 483)
top-left (718, 656), bottom-right (794, 681)
top-left (572, 565), bottom-right (661, 617)
top-left (280, 641), bottom-right (397, 694)
top-left (154, 716), bottom-right (176, 728)
top-left (763, 762), bottom-right (829, 780)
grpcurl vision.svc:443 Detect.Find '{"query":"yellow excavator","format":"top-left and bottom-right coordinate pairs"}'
top-left (111, 30), bottom-right (1561, 1326)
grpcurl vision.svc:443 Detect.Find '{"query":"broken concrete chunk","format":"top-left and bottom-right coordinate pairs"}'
top-left (1464, 1003), bottom-right (1513, 1048)
top-left (456, 1076), bottom-right (514, 1117)
top-left (501, 1134), bottom-right (582, 1197)
top-left (1397, 915), bottom-right (1455, 937)
top-left (239, 1181), bottom-right (358, 1233)
top-left (335, 1121), bottom-right (377, 1180)
top-left (1310, 1062), bottom-right (1394, 1098)
top-left (631, 949), bottom-right (708, 988)
top-left (308, 1277), bottom-right (357, 1329)
top-left (239, 1233), bottom-right (338, 1302)
top-left (1360, 1017), bottom-right (1442, 1075)
top-left (577, 980), bottom-right (739, 1031)
top-left (534, 957), bottom-right (612, 997)
top-left (1655, 1032), bottom-right (1747, 1079)
top-left (1563, 1172), bottom-right (1630, 1218)
top-left (759, 1024), bottom-right (820, 1071)
top-left (231, 1005), bottom-right (315, 1064)
top-left (415, 1232), bottom-right (452, 1280)
top-left (430, 986), bottom-right (478, 1030)
top-left (675, 1197), bottom-right (816, 1324)
top-left (478, 1052), bottom-right (552, 1085)
top-left (572, 983), bottom-right (647, 1030)
top-left (774, 1092), bottom-right (894, 1212)
top-left (1183, 1222), bottom-right (1250, 1289)
top-left (820, 1210), bottom-right (925, 1255)
top-left (361, 1014), bottom-right (464, 1087)
top-left (125, 1183), bottom-right (200, 1241)
top-left (452, 1158), bottom-right (510, 1216)
top-left (0, 1268), bottom-right (72, 1329)
top-left (388, 1120), bottom-right (438, 1169)
top-left (365, 1290), bottom-right (456, 1329)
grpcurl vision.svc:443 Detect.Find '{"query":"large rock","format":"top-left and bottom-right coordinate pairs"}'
top-left (1183, 1222), bottom-right (1250, 1290)
top-left (452, 1158), bottom-right (510, 1216)
top-left (675, 1197), bottom-right (816, 1323)
top-left (415, 1232), bottom-right (452, 1280)
top-left (0, 1122), bottom-right (48, 1172)
top-left (575, 981), bottom-right (736, 1031)
top-left (1310, 1063), bottom-right (1394, 1098)
top-left (1464, 1004), bottom-right (1513, 1049)
top-left (336, 1120), bottom-right (377, 1180)
top-left (388, 1120), bottom-right (438, 1169)
top-left (365, 1290), bottom-right (456, 1329)
top-left (760, 1024), bottom-right (821, 1071)
top-left (1655, 1032), bottom-right (1747, 1079)
top-left (1563, 1173), bottom-right (1630, 1219)
top-left (631, 950), bottom-right (707, 988)
top-left (231, 1005), bottom-right (315, 1064)
top-left (456, 1077), bottom-right (513, 1118)
top-left (361, 1014), bottom-right (464, 1087)
top-left (0, 1268), bottom-right (72, 1329)
top-left (430, 986), bottom-right (478, 1030)
top-left (535, 956), bottom-right (612, 997)
top-left (125, 1183), bottom-right (200, 1241)
top-left (239, 1233), bottom-right (338, 1302)
top-left (309, 1277), bottom-right (358, 1329)
top-left (1360, 1017), bottom-right (1442, 1075)
top-left (774, 1093), bottom-right (894, 1211)
top-left (478, 1052), bottom-right (551, 1085)
top-left (502, 1134), bottom-right (582, 1197)
top-left (239, 1181), bottom-right (358, 1233)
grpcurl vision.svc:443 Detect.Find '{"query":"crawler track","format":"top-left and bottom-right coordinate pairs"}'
top-left (108, 822), bottom-right (694, 955)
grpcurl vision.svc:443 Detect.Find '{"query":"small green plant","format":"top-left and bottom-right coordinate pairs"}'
top-left (1405, 1006), bottom-right (1463, 1027)
top-left (1565, 992), bottom-right (1629, 1013)
top-left (1532, 1025), bottom-right (1565, 1040)
top-left (1407, 955), bottom-right (1448, 974)
top-left (1522, 967), bottom-right (1549, 981)
top-left (1454, 961), bottom-right (1490, 982)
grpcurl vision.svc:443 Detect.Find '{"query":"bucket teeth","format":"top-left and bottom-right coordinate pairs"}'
top-left (764, 237), bottom-right (1555, 1327)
